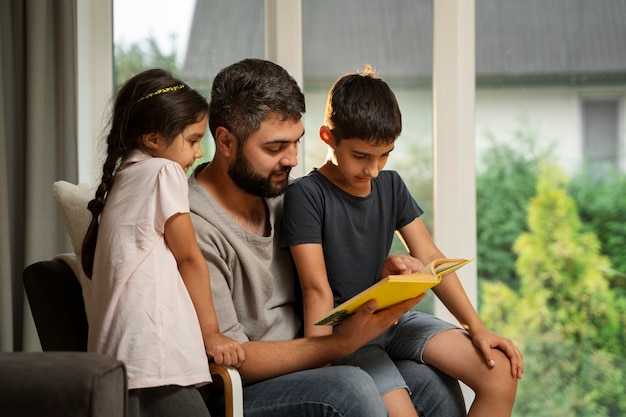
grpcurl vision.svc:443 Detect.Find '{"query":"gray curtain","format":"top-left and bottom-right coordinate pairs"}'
top-left (0, 0), bottom-right (78, 352)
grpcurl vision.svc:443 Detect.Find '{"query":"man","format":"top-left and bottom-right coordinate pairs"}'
top-left (189, 58), bottom-right (466, 417)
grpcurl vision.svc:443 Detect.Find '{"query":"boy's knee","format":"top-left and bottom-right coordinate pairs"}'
top-left (476, 355), bottom-right (518, 404)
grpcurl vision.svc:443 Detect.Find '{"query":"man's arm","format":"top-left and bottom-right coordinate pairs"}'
top-left (236, 296), bottom-right (421, 384)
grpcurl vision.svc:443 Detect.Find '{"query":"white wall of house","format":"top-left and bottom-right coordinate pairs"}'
top-left (475, 83), bottom-right (626, 173)
top-left (304, 82), bottom-right (626, 177)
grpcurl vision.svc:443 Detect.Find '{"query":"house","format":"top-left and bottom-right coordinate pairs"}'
top-left (181, 0), bottom-right (626, 174)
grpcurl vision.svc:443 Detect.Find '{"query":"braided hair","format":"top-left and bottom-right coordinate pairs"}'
top-left (81, 69), bottom-right (208, 278)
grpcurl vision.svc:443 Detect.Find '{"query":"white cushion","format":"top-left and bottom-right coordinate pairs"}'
top-left (52, 181), bottom-right (97, 317)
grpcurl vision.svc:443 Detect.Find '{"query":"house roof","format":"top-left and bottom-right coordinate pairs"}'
top-left (181, 0), bottom-right (626, 83)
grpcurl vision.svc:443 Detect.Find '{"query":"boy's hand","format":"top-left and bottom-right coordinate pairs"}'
top-left (205, 333), bottom-right (246, 367)
top-left (468, 325), bottom-right (524, 379)
top-left (381, 254), bottom-right (424, 277)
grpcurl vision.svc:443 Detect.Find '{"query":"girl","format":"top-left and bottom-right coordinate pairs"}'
top-left (81, 69), bottom-right (244, 417)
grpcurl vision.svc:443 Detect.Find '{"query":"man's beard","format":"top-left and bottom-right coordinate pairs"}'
top-left (228, 149), bottom-right (290, 198)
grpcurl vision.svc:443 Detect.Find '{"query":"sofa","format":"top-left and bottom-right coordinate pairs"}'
top-left (0, 351), bottom-right (127, 417)
top-left (0, 258), bottom-right (128, 417)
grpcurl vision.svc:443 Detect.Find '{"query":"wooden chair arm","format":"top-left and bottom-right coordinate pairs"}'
top-left (209, 363), bottom-right (243, 417)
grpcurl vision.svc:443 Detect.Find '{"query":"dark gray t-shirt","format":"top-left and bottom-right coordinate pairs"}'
top-left (281, 169), bottom-right (423, 307)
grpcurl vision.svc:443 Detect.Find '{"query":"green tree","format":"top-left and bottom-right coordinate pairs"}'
top-left (114, 37), bottom-right (179, 87)
top-left (569, 165), bottom-right (626, 292)
top-left (482, 164), bottom-right (626, 416)
top-left (476, 127), bottom-right (555, 290)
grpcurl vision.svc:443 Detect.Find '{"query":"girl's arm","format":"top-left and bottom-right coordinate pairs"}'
top-left (164, 212), bottom-right (245, 367)
top-left (398, 217), bottom-right (523, 378)
top-left (289, 243), bottom-right (334, 338)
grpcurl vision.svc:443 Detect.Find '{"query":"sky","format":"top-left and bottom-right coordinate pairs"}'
top-left (113, 0), bottom-right (196, 63)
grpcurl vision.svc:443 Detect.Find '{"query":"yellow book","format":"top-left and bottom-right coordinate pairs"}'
top-left (315, 257), bottom-right (473, 326)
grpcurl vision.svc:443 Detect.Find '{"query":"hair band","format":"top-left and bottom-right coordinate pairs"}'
top-left (137, 84), bottom-right (185, 103)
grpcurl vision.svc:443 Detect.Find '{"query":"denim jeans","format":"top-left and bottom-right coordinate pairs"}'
top-left (397, 360), bottom-right (466, 417)
top-left (205, 363), bottom-right (465, 417)
top-left (334, 311), bottom-right (461, 397)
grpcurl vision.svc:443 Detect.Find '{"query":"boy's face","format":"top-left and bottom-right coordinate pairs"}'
top-left (327, 136), bottom-right (395, 194)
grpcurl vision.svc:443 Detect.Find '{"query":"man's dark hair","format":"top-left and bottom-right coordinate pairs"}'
top-left (209, 58), bottom-right (305, 142)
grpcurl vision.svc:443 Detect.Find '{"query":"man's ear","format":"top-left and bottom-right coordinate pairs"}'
top-left (142, 132), bottom-right (160, 150)
top-left (320, 126), bottom-right (333, 145)
top-left (215, 126), bottom-right (235, 157)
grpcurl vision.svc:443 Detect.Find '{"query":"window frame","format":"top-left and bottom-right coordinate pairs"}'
top-left (581, 95), bottom-right (623, 172)
top-left (78, 0), bottom-right (478, 317)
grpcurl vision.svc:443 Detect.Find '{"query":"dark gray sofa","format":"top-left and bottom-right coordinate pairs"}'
top-left (0, 259), bottom-right (128, 417)
top-left (0, 351), bottom-right (126, 417)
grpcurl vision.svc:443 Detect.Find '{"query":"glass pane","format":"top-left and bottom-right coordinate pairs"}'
top-left (113, 0), bottom-right (196, 86)
top-left (475, 1), bottom-right (626, 415)
top-left (113, 0), bottom-right (265, 170)
top-left (301, 0), bottom-right (435, 312)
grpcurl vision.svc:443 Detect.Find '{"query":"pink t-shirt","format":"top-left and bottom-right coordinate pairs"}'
top-left (88, 150), bottom-right (211, 389)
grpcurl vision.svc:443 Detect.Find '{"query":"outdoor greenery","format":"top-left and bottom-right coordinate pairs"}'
top-left (477, 132), bottom-right (626, 417)
top-left (114, 38), bottom-right (179, 88)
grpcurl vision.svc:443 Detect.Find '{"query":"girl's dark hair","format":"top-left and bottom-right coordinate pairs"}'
top-left (324, 64), bottom-right (402, 145)
top-left (81, 68), bottom-right (208, 278)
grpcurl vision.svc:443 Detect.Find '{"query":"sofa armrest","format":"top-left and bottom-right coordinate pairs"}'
top-left (0, 352), bottom-right (127, 417)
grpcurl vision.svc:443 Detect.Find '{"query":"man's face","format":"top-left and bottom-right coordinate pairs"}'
top-left (228, 116), bottom-right (304, 198)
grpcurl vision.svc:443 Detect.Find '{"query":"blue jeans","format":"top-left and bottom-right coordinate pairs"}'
top-left (205, 363), bottom-right (465, 417)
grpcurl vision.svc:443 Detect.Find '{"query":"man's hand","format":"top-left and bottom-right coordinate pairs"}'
top-left (333, 295), bottom-right (424, 355)
top-left (381, 253), bottom-right (424, 278)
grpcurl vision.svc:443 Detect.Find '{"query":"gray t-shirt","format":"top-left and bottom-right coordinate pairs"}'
top-left (280, 169), bottom-right (422, 307)
top-left (188, 163), bottom-right (301, 344)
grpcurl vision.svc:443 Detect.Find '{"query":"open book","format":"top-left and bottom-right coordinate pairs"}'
top-left (315, 257), bottom-right (473, 326)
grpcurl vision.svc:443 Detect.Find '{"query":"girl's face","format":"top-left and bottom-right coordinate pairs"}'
top-left (153, 116), bottom-right (208, 173)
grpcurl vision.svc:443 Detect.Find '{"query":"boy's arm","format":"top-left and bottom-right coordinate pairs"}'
top-left (164, 212), bottom-right (245, 367)
top-left (289, 243), bottom-right (334, 337)
top-left (398, 217), bottom-right (524, 378)
top-left (398, 217), bottom-right (483, 328)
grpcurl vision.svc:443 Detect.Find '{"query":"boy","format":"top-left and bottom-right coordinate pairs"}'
top-left (281, 65), bottom-right (523, 417)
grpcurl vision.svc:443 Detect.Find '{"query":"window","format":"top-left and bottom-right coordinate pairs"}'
top-left (474, 1), bottom-right (626, 415)
top-left (92, 1), bottom-right (626, 415)
top-left (112, 0), bottom-right (266, 172)
top-left (101, 0), bottom-right (476, 319)
top-left (582, 98), bottom-right (621, 173)
top-left (301, 1), bottom-right (436, 294)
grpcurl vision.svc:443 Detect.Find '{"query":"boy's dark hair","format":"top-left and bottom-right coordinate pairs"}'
top-left (81, 68), bottom-right (208, 278)
top-left (209, 58), bottom-right (305, 142)
top-left (324, 65), bottom-right (402, 145)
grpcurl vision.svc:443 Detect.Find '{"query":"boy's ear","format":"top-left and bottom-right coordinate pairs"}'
top-left (142, 132), bottom-right (160, 150)
top-left (319, 126), bottom-right (333, 145)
